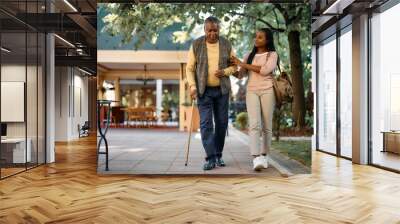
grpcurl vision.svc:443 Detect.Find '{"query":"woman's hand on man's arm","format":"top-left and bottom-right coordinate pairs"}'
top-left (231, 55), bottom-right (262, 73)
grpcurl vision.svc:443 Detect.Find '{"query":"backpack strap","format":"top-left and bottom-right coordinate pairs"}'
top-left (277, 55), bottom-right (282, 74)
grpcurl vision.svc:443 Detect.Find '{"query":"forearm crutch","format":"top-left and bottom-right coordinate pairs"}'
top-left (185, 99), bottom-right (196, 166)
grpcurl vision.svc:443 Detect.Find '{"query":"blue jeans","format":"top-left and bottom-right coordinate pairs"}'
top-left (197, 86), bottom-right (229, 162)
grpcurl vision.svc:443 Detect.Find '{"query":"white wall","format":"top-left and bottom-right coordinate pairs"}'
top-left (1, 65), bottom-right (26, 139)
top-left (54, 67), bottom-right (89, 141)
top-left (1, 64), bottom-right (46, 164)
top-left (71, 72), bottom-right (89, 138)
top-left (55, 66), bottom-right (69, 141)
top-left (1, 65), bottom-right (40, 138)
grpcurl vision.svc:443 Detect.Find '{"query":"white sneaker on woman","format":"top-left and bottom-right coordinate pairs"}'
top-left (260, 155), bottom-right (269, 169)
top-left (253, 156), bottom-right (263, 171)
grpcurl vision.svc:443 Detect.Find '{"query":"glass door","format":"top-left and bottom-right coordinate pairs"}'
top-left (0, 0), bottom-right (47, 179)
top-left (339, 26), bottom-right (352, 158)
top-left (370, 3), bottom-right (400, 171)
top-left (317, 35), bottom-right (337, 155)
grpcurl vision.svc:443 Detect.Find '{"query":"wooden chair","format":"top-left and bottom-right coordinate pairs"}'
top-left (125, 107), bottom-right (158, 128)
top-left (111, 106), bottom-right (125, 127)
top-left (143, 107), bottom-right (156, 127)
top-left (127, 107), bottom-right (143, 127)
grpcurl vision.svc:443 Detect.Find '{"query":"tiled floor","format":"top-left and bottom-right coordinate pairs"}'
top-left (97, 128), bottom-right (281, 176)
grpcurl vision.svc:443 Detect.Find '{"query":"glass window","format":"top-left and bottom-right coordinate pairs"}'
top-left (371, 3), bottom-right (400, 171)
top-left (318, 35), bottom-right (337, 154)
top-left (0, 1), bottom-right (46, 179)
top-left (339, 27), bottom-right (352, 158)
top-left (1, 28), bottom-right (28, 178)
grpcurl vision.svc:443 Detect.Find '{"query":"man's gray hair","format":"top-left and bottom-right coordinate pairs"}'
top-left (204, 16), bottom-right (220, 25)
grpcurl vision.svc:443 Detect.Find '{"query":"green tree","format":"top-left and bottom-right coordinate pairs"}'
top-left (274, 4), bottom-right (311, 129)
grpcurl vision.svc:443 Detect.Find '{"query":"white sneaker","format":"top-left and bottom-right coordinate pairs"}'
top-left (253, 156), bottom-right (263, 171)
top-left (260, 155), bottom-right (269, 169)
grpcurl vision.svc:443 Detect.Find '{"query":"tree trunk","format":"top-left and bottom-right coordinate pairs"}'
top-left (288, 30), bottom-right (306, 128)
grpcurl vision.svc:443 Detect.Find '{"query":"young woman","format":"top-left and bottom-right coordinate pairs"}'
top-left (231, 28), bottom-right (278, 171)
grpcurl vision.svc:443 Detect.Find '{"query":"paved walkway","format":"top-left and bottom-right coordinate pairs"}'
top-left (98, 128), bottom-right (281, 176)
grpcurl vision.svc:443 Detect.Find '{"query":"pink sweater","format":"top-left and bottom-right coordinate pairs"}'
top-left (242, 51), bottom-right (278, 92)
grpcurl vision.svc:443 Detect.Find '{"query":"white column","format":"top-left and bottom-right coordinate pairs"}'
top-left (156, 79), bottom-right (163, 123)
top-left (352, 14), bottom-right (369, 164)
top-left (46, 32), bottom-right (55, 163)
top-left (67, 67), bottom-right (74, 140)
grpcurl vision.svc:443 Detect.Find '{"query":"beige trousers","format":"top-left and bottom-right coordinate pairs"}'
top-left (246, 88), bottom-right (275, 156)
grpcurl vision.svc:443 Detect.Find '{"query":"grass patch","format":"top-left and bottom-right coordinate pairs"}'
top-left (271, 140), bottom-right (311, 167)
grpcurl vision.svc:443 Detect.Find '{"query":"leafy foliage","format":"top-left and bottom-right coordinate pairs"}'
top-left (235, 112), bottom-right (248, 130)
top-left (162, 90), bottom-right (179, 110)
top-left (101, 3), bottom-right (309, 59)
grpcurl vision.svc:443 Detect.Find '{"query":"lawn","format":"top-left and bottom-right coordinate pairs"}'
top-left (271, 140), bottom-right (312, 167)
top-left (234, 126), bottom-right (312, 167)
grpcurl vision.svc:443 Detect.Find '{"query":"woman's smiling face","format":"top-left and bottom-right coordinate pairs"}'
top-left (254, 31), bottom-right (267, 48)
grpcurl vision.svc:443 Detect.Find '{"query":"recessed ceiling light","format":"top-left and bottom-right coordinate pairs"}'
top-left (322, 0), bottom-right (353, 15)
top-left (1, 47), bottom-right (11, 53)
top-left (63, 0), bottom-right (78, 12)
top-left (323, 1), bottom-right (340, 14)
top-left (54, 34), bottom-right (75, 48)
top-left (78, 67), bottom-right (93, 76)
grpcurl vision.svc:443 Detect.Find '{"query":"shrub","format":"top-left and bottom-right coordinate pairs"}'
top-left (235, 112), bottom-right (248, 130)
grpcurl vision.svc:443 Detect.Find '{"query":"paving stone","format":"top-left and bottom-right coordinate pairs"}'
top-left (98, 128), bottom-right (280, 176)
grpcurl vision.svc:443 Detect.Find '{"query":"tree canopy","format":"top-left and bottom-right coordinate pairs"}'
top-left (100, 3), bottom-right (310, 68)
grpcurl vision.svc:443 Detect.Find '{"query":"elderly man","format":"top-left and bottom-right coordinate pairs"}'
top-left (186, 16), bottom-right (236, 170)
